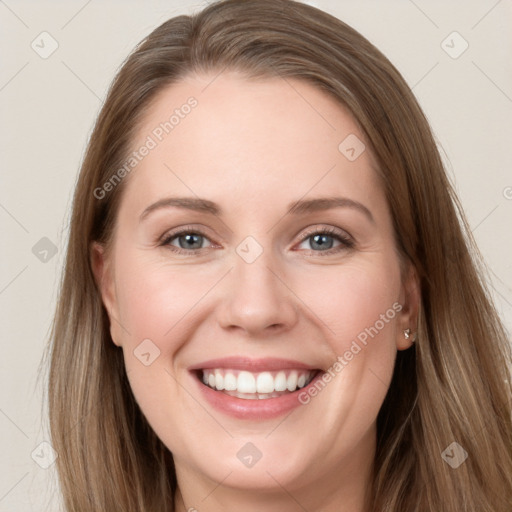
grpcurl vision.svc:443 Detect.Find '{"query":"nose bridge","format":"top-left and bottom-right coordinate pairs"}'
top-left (216, 235), bottom-right (298, 335)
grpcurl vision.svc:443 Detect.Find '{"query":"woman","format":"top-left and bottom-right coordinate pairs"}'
top-left (44, 0), bottom-right (512, 510)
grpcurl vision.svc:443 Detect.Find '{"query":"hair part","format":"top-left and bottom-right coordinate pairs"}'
top-left (43, 1), bottom-right (512, 510)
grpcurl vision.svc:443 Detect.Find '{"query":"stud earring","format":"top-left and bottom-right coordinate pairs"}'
top-left (404, 328), bottom-right (417, 343)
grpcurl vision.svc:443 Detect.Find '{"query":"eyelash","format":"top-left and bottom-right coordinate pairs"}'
top-left (159, 225), bottom-right (355, 257)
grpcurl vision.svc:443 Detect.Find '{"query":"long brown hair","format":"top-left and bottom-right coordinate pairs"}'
top-left (42, 0), bottom-right (512, 510)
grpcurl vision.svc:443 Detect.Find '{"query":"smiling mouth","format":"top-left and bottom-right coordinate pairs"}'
top-left (196, 368), bottom-right (319, 400)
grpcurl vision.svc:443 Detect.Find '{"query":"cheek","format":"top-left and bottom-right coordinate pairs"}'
top-left (112, 250), bottom-right (211, 441)
top-left (286, 261), bottom-right (401, 457)
top-left (291, 259), bottom-right (401, 424)
top-left (114, 250), bottom-right (213, 351)
top-left (296, 259), bottom-right (402, 353)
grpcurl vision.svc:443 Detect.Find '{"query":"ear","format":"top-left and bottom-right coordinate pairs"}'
top-left (396, 262), bottom-right (420, 351)
top-left (90, 241), bottom-right (122, 347)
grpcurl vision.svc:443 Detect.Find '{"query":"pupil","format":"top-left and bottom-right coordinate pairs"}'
top-left (180, 234), bottom-right (202, 249)
top-left (312, 234), bottom-right (333, 250)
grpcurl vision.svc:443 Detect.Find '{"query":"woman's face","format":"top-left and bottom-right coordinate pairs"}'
top-left (94, 71), bottom-right (417, 506)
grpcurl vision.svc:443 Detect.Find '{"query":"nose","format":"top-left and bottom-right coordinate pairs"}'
top-left (215, 247), bottom-right (299, 338)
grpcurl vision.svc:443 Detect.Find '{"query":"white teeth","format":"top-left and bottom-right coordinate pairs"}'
top-left (224, 372), bottom-right (237, 391)
top-left (287, 371), bottom-right (298, 392)
top-left (274, 371), bottom-right (287, 392)
top-left (201, 368), bottom-right (316, 397)
top-left (237, 371), bottom-right (256, 393)
top-left (256, 372), bottom-right (274, 393)
top-left (215, 371), bottom-right (224, 391)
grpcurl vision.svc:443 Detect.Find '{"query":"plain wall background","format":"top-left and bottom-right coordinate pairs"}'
top-left (1, 0), bottom-right (511, 509)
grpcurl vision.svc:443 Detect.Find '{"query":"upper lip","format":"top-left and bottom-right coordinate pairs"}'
top-left (188, 357), bottom-right (318, 372)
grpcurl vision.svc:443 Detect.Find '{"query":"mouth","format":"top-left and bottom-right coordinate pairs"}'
top-left (196, 368), bottom-right (318, 399)
top-left (189, 357), bottom-right (324, 420)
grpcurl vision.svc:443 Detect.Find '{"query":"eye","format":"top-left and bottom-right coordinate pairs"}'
top-left (296, 226), bottom-right (354, 256)
top-left (160, 226), bottom-right (214, 255)
top-left (159, 225), bottom-right (354, 257)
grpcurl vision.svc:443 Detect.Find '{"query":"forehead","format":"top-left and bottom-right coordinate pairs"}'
top-left (119, 70), bottom-right (384, 219)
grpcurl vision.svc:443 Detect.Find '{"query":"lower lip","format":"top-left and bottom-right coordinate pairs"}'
top-left (192, 370), bottom-right (324, 420)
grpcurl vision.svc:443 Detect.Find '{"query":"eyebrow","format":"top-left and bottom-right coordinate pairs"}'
top-left (139, 196), bottom-right (375, 223)
top-left (287, 197), bottom-right (374, 223)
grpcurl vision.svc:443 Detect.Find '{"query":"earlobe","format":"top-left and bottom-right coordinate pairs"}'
top-left (90, 241), bottom-right (122, 347)
top-left (396, 263), bottom-right (420, 351)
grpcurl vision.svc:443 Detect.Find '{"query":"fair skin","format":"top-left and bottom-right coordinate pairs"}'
top-left (92, 70), bottom-right (418, 512)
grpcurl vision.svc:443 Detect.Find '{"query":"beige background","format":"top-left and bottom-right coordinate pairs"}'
top-left (1, 0), bottom-right (511, 509)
